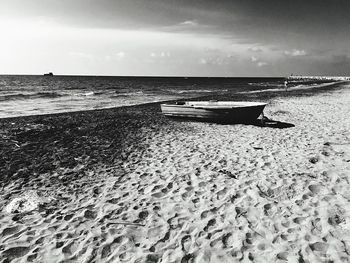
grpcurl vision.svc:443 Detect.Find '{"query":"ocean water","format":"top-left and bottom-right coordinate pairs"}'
top-left (0, 75), bottom-right (286, 118)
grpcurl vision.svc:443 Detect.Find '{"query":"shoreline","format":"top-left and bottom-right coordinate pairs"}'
top-left (0, 80), bottom-right (348, 121)
top-left (0, 81), bottom-right (349, 262)
top-left (237, 81), bottom-right (346, 94)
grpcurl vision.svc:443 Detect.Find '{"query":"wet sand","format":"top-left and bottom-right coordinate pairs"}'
top-left (1, 82), bottom-right (350, 262)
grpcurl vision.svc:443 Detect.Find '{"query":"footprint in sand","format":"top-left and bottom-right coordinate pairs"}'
top-left (321, 149), bottom-right (330, 156)
top-left (152, 185), bottom-right (162, 191)
top-left (198, 181), bottom-right (206, 188)
top-left (107, 198), bottom-right (120, 204)
top-left (200, 210), bottom-right (210, 219)
top-left (1, 226), bottom-right (22, 237)
top-left (56, 242), bottom-right (64, 249)
top-left (263, 203), bottom-right (272, 216)
top-left (152, 192), bottom-right (166, 198)
top-left (112, 235), bottom-right (128, 246)
top-left (153, 205), bottom-right (160, 212)
top-left (280, 234), bottom-right (289, 241)
top-left (181, 235), bottom-right (192, 252)
top-left (235, 207), bottom-right (247, 218)
top-left (167, 214), bottom-right (179, 229)
top-left (181, 192), bottom-right (191, 200)
top-left (62, 240), bottom-right (79, 255)
top-left (119, 251), bottom-right (133, 262)
top-left (248, 252), bottom-right (255, 261)
top-left (210, 237), bottom-right (223, 248)
top-left (181, 253), bottom-right (194, 263)
top-left (309, 157), bottom-right (319, 164)
top-left (161, 187), bottom-right (169, 194)
top-left (295, 199), bottom-right (304, 207)
top-left (244, 232), bottom-right (254, 246)
top-left (27, 253), bottom-right (38, 262)
top-left (144, 253), bottom-right (160, 263)
top-left (293, 217), bottom-right (307, 224)
top-left (204, 218), bottom-right (216, 232)
top-left (257, 243), bottom-right (267, 251)
top-left (1, 246), bottom-right (31, 261)
top-left (147, 225), bottom-right (167, 240)
top-left (309, 242), bottom-right (329, 252)
top-left (281, 220), bottom-right (290, 228)
top-left (92, 186), bottom-right (101, 197)
top-left (138, 210), bottom-right (149, 221)
top-left (84, 209), bottom-right (97, 220)
top-left (192, 197), bottom-right (200, 204)
top-left (35, 236), bottom-right (45, 246)
top-left (302, 194), bottom-right (310, 200)
top-left (308, 184), bottom-right (322, 195)
top-left (327, 207), bottom-right (346, 226)
top-left (276, 252), bottom-right (288, 261)
top-left (221, 233), bottom-right (232, 248)
top-left (216, 187), bottom-right (228, 200)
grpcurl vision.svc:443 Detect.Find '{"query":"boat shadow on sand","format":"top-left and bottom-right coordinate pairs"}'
top-left (168, 116), bottom-right (295, 129)
top-left (248, 118), bottom-right (295, 129)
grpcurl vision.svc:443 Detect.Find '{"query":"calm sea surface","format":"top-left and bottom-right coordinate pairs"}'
top-left (0, 75), bottom-right (285, 118)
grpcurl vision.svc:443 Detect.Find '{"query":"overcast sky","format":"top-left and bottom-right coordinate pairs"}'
top-left (1, 0), bottom-right (350, 76)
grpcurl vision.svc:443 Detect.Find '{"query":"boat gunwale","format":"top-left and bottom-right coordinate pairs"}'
top-left (161, 101), bottom-right (267, 109)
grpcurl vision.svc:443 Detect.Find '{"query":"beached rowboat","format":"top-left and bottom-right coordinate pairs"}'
top-left (161, 101), bottom-right (267, 123)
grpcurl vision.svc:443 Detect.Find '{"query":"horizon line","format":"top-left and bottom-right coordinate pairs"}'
top-left (0, 73), bottom-right (288, 78)
top-left (1, 73), bottom-right (349, 79)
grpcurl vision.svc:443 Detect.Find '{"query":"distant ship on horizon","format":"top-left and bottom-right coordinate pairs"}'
top-left (44, 72), bottom-right (54, 76)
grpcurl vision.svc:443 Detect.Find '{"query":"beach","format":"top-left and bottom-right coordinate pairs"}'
top-left (1, 82), bottom-right (350, 262)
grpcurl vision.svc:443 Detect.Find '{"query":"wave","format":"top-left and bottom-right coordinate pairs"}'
top-left (169, 89), bottom-right (216, 94)
top-left (109, 91), bottom-right (146, 98)
top-left (0, 92), bottom-right (64, 101)
top-left (73, 91), bottom-right (96, 96)
top-left (248, 82), bottom-right (284, 87)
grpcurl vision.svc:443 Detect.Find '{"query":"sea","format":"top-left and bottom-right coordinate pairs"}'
top-left (0, 75), bottom-right (289, 119)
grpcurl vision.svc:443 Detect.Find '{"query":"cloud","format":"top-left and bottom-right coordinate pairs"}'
top-left (160, 51), bottom-right (171, 57)
top-left (199, 58), bottom-right (208, 64)
top-left (257, 61), bottom-right (268, 67)
top-left (250, 56), bottom-right (267, 67)
top-left (179, 20), bottom-right (198, 27)
top-left (150, 51), bottom-right (171, 58)
top-left (199, 56), bottom-right (230, 66)
top-left (163, 19), bottom-right (215, 34)
top-left (116, 51), bottom-right (125, 58)
top-left (284, 49), bottom-right (307, 57)
top-left (248, 46), bottom-right (263, 52)
top-left (69, 52), bottom-right (94, 60)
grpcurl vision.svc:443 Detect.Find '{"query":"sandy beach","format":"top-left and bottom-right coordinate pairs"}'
top-left (1, 82), bottom-right (350, 262)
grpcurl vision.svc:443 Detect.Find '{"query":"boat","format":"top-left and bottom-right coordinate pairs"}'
top-left (44, 72), bottom-right (54, 76)
top-left (161, 101), bottom-right (267, 123)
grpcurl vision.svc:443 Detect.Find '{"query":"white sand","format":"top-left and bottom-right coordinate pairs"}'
top-left (1, 87), bottom-right (350, 262)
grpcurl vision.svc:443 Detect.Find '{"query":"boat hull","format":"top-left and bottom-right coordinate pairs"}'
top-left (161, 101), bottom-right (267, 123)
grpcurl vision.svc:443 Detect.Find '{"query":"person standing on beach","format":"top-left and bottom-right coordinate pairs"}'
top-left (284, 79), bottom-right (289, 91)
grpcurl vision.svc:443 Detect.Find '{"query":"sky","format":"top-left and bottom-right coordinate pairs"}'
top-left (1, 0), bottom-right (350, 76)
